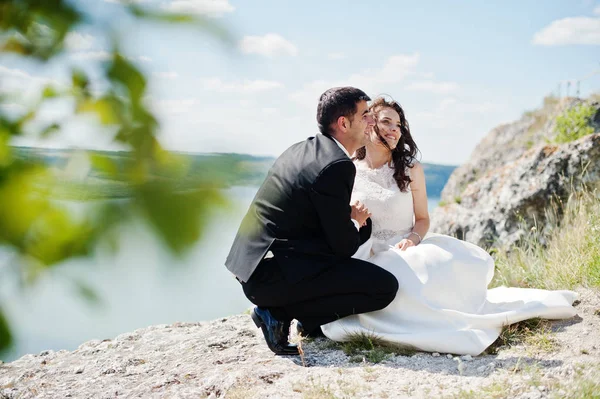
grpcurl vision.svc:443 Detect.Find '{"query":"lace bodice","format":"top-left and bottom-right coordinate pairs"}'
top-left (351, 161), bottom-right (414, 242)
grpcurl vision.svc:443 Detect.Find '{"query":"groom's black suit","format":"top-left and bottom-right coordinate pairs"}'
top-left (225, 133), bottom-right (398, 332)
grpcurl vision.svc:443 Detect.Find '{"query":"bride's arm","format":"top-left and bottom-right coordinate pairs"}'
top-left (409, 162), bottom-right (431, 241)
top-left (395, 161), bottom-right (430, 250)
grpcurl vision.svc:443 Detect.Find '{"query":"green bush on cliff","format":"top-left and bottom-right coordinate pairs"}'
top-left (554, 103), bottom-right (597, 144)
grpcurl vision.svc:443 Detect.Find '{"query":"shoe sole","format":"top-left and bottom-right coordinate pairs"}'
top-left (251, 309), bottom-right (263, 329)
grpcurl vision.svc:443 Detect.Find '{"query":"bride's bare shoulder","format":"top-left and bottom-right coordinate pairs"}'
top-left (409, 160), bottom-right (422, 169)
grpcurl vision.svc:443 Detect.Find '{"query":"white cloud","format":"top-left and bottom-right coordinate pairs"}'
top-left (532, 16), bottom-right (600, 45)
top-left (288, 79), bottom-right (333, 110)
top-left (65, 32), bottom-right (95, 51)
top-left (153, 71), bottom-right (179, 79)
top-left (201, 78), bottom-right (284, 93)
top-left (12, 114), bottom-right (127, 152)
top-left (69, 52), bottom-right (151, 63)
top-left (412, 97), bottom-right (501, 130)
top-left (103, 0), bottom-right (148, 3)
top-left (290, 53), bottom-right (420, 108)
top-left (0, 65), bottom-right (61, 100)
top-left (438, 97), bottom-right (458, 111)
top-left (158, 104), bottom-right (308, 157)
top-left (406, 97), bottom-right (510, 164)
top-left (347, 53), bottom-right (421, 89)
top-left (262, 107), bottom-right (277, 115)
top-left (327, 52), bottom-right (346, 60)
top-left (239, 34), bottom-right (298, 57)
top-left (162, 0), bottom-right (235, 17)
top-left (70, 51), bottom-right (112, 61)
top-left (405, 80), bottom-right (460, 94)
top-left (0, 103), bottom-right (26, 115)
top-left (153, 98), bottom-right (200, 114)
top-left (0, 65), bottom-right (32, 82)
top-left (0, 67), bottom-right (101, 147)
top-left (594, 5), bottom-right (600, 15)
top-left (439, 97), bottom-right (498, 113)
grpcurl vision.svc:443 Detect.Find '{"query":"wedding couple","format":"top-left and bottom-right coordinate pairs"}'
top-left (225, 87), bottom-right (577, 356)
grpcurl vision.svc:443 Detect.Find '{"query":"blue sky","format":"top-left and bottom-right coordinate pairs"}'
top-left (2, 0), bottom-right (599, 164)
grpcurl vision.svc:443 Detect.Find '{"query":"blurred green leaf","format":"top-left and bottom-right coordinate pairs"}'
top-left (24, 207), bottom-right (96, 266)
top-left (129, 6), bottom-right (195, 23)
top-left (76, 98), bottom-right (119, 125)
top-left (40, 123), bottom-right (60, 137)
top-left (0, 130), bottom-right (12, 167)
top-left (94, 204), bottom-right (126, 254)
top-left (90, 153), bottom-right (119, 177)
top-left (129, 125), bottom-right (159, 158)
top-left (0, 0), bottom-right (82, 60)
top-left (154, 149), bottom-right (190, 179)
top-left (72, 279), bottom-right (102, 306)
top-left (107, 53), bottom-right (146, 107)
top-left (0, 35), bottom-right (33, 56)
top-left (42, 85), bottom-right (60, 99)
top-left (0, 115), bottom-right (19, 136)
top-left (136, 182), bottom-right (226, 255)
top-left (0, 307), bottom-right (12, 353)
top-left (16, 110), bottom-right (35, 128)
top-left (0, 165), bottom-right (50, 248)
top-left (0, 0), bottom-right (235, 356)
top-left (71, 69), bottom-right (90, 92)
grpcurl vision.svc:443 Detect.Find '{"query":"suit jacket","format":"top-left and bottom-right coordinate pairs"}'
top-left (225, 133), bottom-right (371, 283)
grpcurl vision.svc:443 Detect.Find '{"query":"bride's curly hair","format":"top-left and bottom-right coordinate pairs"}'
top-left (355, 96), bottom-right (420, 192)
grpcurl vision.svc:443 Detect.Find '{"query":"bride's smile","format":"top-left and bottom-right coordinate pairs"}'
top-left (374, 108), bottom-right (402, 149)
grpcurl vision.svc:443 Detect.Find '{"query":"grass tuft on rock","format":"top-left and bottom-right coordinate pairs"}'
top-left (337, 332), bottom-right (416, 363)
top-left (485, 318), bottom-right (557, 355)
top-left (492, 188), bottom-right (600, 290)
top-left (456, 364), bottom-right (600, 399)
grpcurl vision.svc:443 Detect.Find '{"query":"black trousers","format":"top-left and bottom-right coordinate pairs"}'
top-left (240, 256), bottom-right (399, 333)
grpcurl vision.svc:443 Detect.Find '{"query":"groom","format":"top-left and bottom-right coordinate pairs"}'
top-left (225, 87), bottom-right (399, 355)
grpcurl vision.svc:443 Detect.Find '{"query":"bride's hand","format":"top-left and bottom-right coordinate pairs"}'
top-left (351, 200), bottom-right (371, 227)
top-left (394, 239), bottom-right (416, 251)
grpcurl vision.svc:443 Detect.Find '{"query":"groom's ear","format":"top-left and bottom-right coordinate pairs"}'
top-left (336, 116), bottom-right (348, 132)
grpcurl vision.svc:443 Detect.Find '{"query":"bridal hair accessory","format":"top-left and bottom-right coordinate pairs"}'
top-left (408, 231), bottom-right (422, 245)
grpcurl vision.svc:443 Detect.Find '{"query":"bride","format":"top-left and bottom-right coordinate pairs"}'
top-left (320, 96), bottom-right (578, 356)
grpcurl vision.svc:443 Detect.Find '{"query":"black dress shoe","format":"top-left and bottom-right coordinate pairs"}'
top-left (251, 307), bottom-right (299, 355)
top-left (296, 321), bottom-right (326, 338)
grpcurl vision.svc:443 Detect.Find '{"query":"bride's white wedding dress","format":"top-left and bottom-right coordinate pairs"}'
top-left (321, 161), bottom-right (578, 356)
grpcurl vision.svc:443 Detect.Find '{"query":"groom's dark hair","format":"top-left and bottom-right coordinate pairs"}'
top-left (317, 87), bottom-right (371, 135)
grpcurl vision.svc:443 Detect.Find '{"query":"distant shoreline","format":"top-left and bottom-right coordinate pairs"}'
top-left (12, 146), bottom-right (457, 199)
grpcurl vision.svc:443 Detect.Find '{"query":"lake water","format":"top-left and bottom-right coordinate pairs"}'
top-left (0, 187), bottom-right (440, 361)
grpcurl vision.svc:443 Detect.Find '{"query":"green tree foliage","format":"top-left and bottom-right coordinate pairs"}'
top-left (554, 103), bottom-right (597, 144)
top-left (0, 0), bottom-right (233, 354)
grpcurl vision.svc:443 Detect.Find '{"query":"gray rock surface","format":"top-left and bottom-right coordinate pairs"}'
top-left (431, 98), bottom-right (600, 249)
top-left (1, 289), bottom-right (599, 398)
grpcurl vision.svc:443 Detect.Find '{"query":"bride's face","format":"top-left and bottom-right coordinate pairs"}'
top-left (371, 107), bottom-right (401, 150)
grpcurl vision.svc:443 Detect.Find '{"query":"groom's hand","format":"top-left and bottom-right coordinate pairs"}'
top-left (351, 200), bottom-right (371, 227)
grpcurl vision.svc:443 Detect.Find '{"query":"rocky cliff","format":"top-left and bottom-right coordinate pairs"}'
top-left (1, 291), bottom-right (599, 398)
top-left (430, 97), bottom-right (600, 249)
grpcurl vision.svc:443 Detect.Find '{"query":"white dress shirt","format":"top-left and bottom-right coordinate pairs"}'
top-left (327, 135), bottom-right (361, 232)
